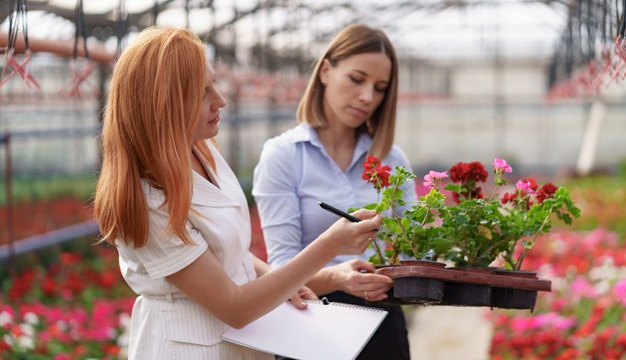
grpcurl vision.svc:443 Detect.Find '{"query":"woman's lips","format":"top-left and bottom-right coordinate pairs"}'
top-left (348, 106), bottom-right (368, 117)
top-left (208, 114), bottom-right (220, 124)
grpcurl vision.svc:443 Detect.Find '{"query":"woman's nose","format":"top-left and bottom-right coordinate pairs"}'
top-left (213, 90), bottom-right (227, 109)
top-left (359, 87), bottom-right (374, 104)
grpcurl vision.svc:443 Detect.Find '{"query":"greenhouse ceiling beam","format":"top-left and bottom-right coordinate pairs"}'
top-left (0, 0), bottom-right (177, 33)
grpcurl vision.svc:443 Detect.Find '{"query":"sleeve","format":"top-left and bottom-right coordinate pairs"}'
top-left (133, 204), bottom-right (208, 279)
top-left (252, 137), bottom-right (304, 268)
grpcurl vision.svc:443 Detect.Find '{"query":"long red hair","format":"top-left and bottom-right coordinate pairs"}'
top-left (95, 28), bottom-right (215, 248)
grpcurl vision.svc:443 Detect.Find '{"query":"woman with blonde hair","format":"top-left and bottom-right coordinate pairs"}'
top-left (94, 27), bottom-right (381, 360)
top-left (253, 24), bottom-right (416, 360)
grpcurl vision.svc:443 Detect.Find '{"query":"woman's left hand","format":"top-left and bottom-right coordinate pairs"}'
top-left (289, 285), bottom-right (318, 309)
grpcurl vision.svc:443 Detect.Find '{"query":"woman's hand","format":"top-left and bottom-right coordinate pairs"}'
top-left (289, 285), bottom-right (318, 309)
top-left (328, 259), bottom-right (393, 301)
top-left (321, 209), bottom-right (382, 257)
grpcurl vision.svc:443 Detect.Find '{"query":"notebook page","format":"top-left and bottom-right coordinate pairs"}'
top-left (222, 300), bottom-right (388, 360)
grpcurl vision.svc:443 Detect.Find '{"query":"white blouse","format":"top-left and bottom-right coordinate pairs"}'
top-left (116, 140), bottom-right (272, 360)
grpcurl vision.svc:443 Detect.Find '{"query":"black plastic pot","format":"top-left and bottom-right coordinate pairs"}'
top-left (441, 281), bottom-right (492, 307)
top-left (393, 277), bottom-right (445, 304)
top-left (491, 269), bottom-right (538, 310)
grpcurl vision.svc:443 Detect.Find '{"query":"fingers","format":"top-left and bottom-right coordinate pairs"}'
top-left (289, 292), bottom-right (307, 310)
top-left (350, 259), bottom-right (376, 273)
top-left (299, 286), bottom-right (318, 300)
top-left (350, 208), bottom-right (378, 220)
top-left (353, 214), bottom-right (383, 234)
top-left (358, 272), bottom-right (394, 285)
top-left (350, 285), bottom-right (391, 301)
top-left (365, 288), bottom-right (390, 302)
top-left (290, 286), bottom-right (318, 310)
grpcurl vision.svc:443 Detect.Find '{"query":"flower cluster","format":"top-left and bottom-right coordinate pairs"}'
top-left (362, 156), bottom-right (392, 191)
top-left (490, 229), bottom-right (626, 359)
top-left (0, 248), bottom-right (135, 359)
top-left (358, 157), bottom-right (581, 269)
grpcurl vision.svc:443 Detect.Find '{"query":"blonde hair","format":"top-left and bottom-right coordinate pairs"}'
top-left (95, 27), bottom-right (215, 248)
top-left (296, 24), bottom-right (399, 159)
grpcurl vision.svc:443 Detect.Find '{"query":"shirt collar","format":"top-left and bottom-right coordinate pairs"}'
top-left (297, 123), bottom-right (373, 170)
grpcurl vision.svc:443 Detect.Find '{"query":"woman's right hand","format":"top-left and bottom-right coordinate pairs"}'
top-left (320, 209), bottom-right (382, 256)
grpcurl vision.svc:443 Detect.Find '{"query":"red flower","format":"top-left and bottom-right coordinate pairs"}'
top-left (448, 161), bottom-right (487, 203)
top-left (362, 156), bottom-right (391, 190)
top-left (42, 276), bottom-right (57, 297)
top-left (536, 182), bottom-right (558, 203)
top-left (449, 161), bottom-right (488, 184)
top-left (60, 252), bottom-right (83, 265)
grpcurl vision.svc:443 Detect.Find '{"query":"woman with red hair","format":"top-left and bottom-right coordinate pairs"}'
top-left (94, 27), bottom-right (381, 360)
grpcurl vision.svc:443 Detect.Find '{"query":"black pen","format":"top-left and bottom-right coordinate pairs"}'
top-left (318, 202), bottom-right (378, 231)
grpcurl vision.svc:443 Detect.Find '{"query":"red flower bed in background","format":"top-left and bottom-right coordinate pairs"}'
top-left (0, 197), bottom-right (93, 245)
top-left (490, 229), bottom-right (626, 360)
top-left (1, 246), bottom-right (135, 360)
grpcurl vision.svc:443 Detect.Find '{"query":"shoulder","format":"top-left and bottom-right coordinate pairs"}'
top-left (259, 124), bottom-right (310, 160)
top-left (385, 144), bottom-right (412, 168)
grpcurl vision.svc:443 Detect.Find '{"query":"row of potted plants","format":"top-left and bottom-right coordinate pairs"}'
top-left (358, 156), bottom-right (580, 307)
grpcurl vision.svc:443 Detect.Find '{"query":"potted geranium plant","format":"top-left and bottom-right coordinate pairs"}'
top-left (357, 156), bottom-right (581, 308)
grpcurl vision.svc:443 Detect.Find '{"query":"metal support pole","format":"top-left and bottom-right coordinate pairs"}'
top-left (2, 133), bottom-right (16, 276)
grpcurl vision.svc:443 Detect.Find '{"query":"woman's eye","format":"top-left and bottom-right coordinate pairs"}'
top-left (375, 87), bottom-right (387, 93)
top-left (349, 75), bottom-right (363, 84)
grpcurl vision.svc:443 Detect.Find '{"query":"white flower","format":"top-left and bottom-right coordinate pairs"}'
top-left (2, 334), bottom-right (13, 346)
top-left (119, 313), bottom-right (131, 329)
top-left (17, 335), bottom-right (35, 350)
top-left (19, 323), bottom-right (35, 338)
top-left (0, 311), bottom-right (13, 327)
top-left (23, 312), bottom-right (39, 326)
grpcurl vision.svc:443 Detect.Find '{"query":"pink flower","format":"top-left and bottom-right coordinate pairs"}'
top-left (510, 316), bottom-right (537, 332)
top-left (423, 171), bottom-right (448, 189)
top-left (534, 312), bottom-right (576, 330)
top-left (492, 158), bottom-right (512, 174)
top-left (613, 278), bottom-right (626, 306)
top-left (569, 276), bottom-right (598, 299)
top-left (515, 180), bottom-right (536, 195)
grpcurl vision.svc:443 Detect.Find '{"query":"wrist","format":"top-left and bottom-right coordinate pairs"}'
top-left (317, 231), bottom-right (341, 259)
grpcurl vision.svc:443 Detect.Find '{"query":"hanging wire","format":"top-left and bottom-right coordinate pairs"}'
top-left (1, 0), bottom-right (40, 89)
top-left (152, 0), bottom-right (160, 27)
top-left (73, 0), bottom-right (90, 60)
top-left (115, 0), bottom-right (128, 58)
top-left (59, 0), bottom-right (97, 98)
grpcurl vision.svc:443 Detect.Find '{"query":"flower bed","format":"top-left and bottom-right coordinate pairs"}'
top-left (0, 246), bottom-right (135, 360)
top-left (0, 197), bottom-right (93, 245)
top-left (490, 229), bottom-right (626, 359)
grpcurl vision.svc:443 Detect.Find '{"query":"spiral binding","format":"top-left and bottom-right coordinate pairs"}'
top-left (303, 299), bottom-right (387, 313)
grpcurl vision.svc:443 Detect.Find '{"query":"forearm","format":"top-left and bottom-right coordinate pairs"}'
top-left (171, 233), bottom-right (339, 329)
top-left (233, 235), bottom-right (337, 325)
top-left (303, 267), bottom-right (339, 296)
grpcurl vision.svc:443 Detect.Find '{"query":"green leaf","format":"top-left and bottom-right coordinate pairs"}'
top-left (444, 183), bottom-right (463, 193)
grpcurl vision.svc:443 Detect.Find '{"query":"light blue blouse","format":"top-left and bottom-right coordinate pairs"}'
top-left (252, 124), bottom-right (417, 268)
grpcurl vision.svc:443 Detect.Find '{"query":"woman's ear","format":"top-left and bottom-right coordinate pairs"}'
top-left (319, 59), bottom-right (331, 86)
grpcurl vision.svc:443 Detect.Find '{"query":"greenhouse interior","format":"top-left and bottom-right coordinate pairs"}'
top-left (1, 0), bottom-right (626, 359)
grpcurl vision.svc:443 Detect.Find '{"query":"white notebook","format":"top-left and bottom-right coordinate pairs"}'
top-left (222, 300), bottom-right (387, 360)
